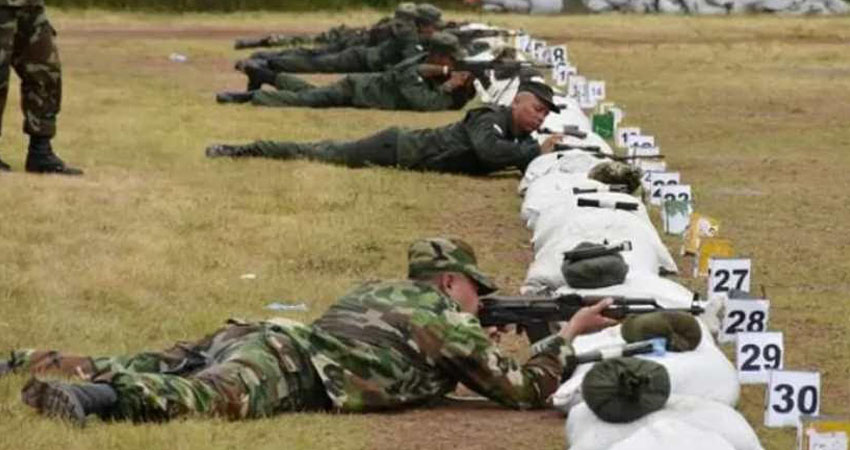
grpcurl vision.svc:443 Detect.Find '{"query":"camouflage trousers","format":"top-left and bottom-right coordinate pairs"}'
top-left (244, 127), bottom-right (401, 168)
top-left (251, 73), bottom-right (354, 108)
top-left (8, 320), bottom-right (331, 422)
top-left (0, 5), bottom-right (61, 138)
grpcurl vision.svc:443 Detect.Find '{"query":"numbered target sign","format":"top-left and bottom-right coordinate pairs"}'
top-left (720, 298), bottom-right (770, 344)
top-left (549, 45), bottom-right (568, 65)
top-left (609, 107), bottom-right (624, 127)
top-left (516, 34), bottom-right (531, 52)
top-left (709, 257), bottom-right (752, 297)
top-left (627, 134), bottom-right (655, 149)
top-left (736, 332), bottom-right (784, 384)
top-left (553, 64), bottom-right (576, 87)
top-left (649, 172), bottom-right (680, 203)
top-left (633, 146), bottom-right (661, 158)
top-left (567, 75), bottom-right (586, 100)
top-left (656, 184), bottom-right (692, 207)
top-left (532, 40), bottom-right (548, 63)
top-left (617, 127), bottom-right (640, 148)
top-left (588, 81), bottom-right (606, 102)
top-left (765, 371), bottom-right (821, 428)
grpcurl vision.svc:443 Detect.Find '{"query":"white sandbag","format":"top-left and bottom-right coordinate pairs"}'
top-left (519, 151), bottom-right (607, 195)
top-left (566, 395), bottom-right (762, 450)
top-left (553, 318), bottom-right (739, 412)
top-left (523, 207), bottom-right (676, 291)
top-left (569, 413), bottom-right (739, 450)
top-left (520, 172), bottom-right (609, 226)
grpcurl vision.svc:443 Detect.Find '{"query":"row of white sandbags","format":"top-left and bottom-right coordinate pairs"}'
top-left (496, 35), bottom-right (761, 449)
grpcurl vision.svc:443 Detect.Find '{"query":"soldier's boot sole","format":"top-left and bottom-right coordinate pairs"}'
top-left (21, 378), bottom-right (87, 426)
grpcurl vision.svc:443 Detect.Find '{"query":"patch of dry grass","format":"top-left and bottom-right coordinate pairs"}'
top-left (0, 9), bottom-right (848, 450)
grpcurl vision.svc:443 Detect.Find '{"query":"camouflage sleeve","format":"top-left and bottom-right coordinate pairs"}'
top-left (412, 308), bottom-right (574, 410)
top-left (466, 110), bottom-right (541, 172)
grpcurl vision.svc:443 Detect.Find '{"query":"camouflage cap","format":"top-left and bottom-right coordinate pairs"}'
top-left (621, 311), bottom-right (702, 352)
top-left (562, 242), bottom-right (629, 289)
top-left (582, 357), bottom-right (671, 423)
top-left (407, 237), bottom-right (497, 295)
top-left (428, 31), bottom-right (466, 60)
top-left (588, 161), bottom-right (642, 193)
top-left (415, 3), bottom-right (444, 26)
top-left (395, 2), bottom-right (418, 21)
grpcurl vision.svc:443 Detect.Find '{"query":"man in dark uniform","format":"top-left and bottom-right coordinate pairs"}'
top-left (0, 0), bottom-right (81, 175)
top-left (216, 32), bottom-right (476, 112)
top-left (250, 3), bottom-right (441, 75)
top-left (206, 81), bottom-right (564, 176)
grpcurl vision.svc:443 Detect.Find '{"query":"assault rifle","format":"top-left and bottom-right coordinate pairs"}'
top-left (572, 185), bottom-right (630, 194)
top-left (538, 125), bottom-right (588, 139)
top-left (553, 144), bottom-right (666, 163)
top-left (454, 60), bottom-right (553, 83)
top-left (478, 294), bottom-right (704, 343)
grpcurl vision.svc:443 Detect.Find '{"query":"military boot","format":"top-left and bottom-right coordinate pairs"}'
top-left (205, 143), bottom-right (262, 158)
top-left (242, 60), bottom-right (277, 91)
top-left (25, 137), bottom-right (83, 176)
top-left (0, 155), bottom-right (10, 172)
top-left (21, 378), bottom-right (118, 426)
top-left (234, 36), bottom-right (272, 50)
top-left (216, 91), bottom-right (254, 104)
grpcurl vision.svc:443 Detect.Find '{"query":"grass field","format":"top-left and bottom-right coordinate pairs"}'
top-left (0, 9), bottom-right (848, 450)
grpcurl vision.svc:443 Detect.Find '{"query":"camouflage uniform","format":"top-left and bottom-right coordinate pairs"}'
top-left (0, 0), bottom-right (60, 139)
top-left (248, 54), bottom-right (473, 111)
top-left (12, 238), bottom-right (577, 422)
top-left (246, 20), bottom-right (392, 59)
top-left (208, 104), bottom-right (542, 176)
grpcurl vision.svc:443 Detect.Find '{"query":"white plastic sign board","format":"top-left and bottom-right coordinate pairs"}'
top-left (516, 34), bottom-right (531, 52)
top-left (633, 146), bottom-right (661, 157)
top-left (640, 167), bottom-right (666, 190)
top-left (549, 45), bottom-right (568, 65)
top-left (553, 64), bottom-right (576, 87)
top-left (709, 257), bottom-right (752, 297)
top-left (765, 371), bottom-right (821, 428)
top-left (578, 84), bottom-right (596, 109)
top-left (736, 332), bottom-right (784, 384)
top-left (627, 135), bottom-right (656, 152)
top-left (720, 298), bottom-right (769, 344)
top-left (649, 172), bottom-right (680, 204)
top-left (568, 75), bottom-right (586, 100)
top-left (532, 40), bottom-right (548, 63)
top-left (588, 81), bottom-right (606, 103)
top-left (617, 127), bottom-right (640, 148)
top-left (661, 198), bottom-right (692, 235)
top-left (659, 184), bottom-right (692, 204)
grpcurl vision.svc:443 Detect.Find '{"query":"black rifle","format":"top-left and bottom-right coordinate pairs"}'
top-left (478, 294), bottom-right (704, 343)
top-left (572, 185), bottom-right (630, 194)
top-left (454, 60), bottom-right (553, 83)
top-left (576, 198), bottom-right (640, 211)
top-left (574, 338), bottom-right (667, 364)
top-left (563, 240), bottom-right (632, 262)
top-left (554, 143), bottom-right (601, 153)
top-left (538, 125), bottom-right (588, 139)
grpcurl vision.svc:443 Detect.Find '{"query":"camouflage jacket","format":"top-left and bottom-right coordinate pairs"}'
top-left (396, 104), bottom-right (542, 175)
top-left (0, 0), bottom-right (43, 6)
top-left (268, 280), bottom-right (575, 412)
top-left (349, 54), bottom-right (474, 112)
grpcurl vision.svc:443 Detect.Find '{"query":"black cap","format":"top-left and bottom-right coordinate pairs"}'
top-left (518, 81), bottom-right (560, 113)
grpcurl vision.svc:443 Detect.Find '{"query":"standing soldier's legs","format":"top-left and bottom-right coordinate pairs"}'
top-left (12, 6), bottom-right (80, 175)
top-left (0, 7), bottom-right (17, 171)
top-left (206, 127), bottom-right (400, 168)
